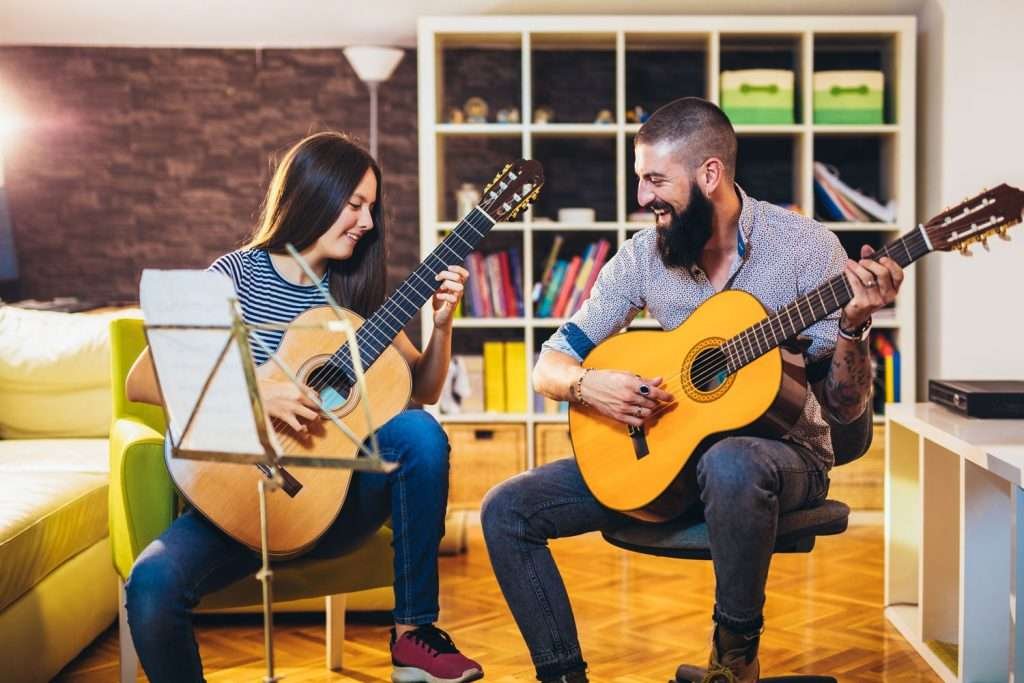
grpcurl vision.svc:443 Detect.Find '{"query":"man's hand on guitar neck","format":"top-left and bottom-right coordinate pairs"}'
top-left (578, 370), bottom-right (675, 428)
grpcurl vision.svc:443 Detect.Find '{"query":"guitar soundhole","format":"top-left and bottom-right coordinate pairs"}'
top-left (689, 347), bottom-right (729, 393)
top-left (306, 361), bottom-right (352, 412)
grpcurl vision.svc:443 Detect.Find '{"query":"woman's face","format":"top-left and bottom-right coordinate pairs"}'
top-left (315, 168), bottom-right (378, 261)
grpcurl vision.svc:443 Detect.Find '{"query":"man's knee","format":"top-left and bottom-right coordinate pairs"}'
top-left (696, 437), bottom-right (775, 500)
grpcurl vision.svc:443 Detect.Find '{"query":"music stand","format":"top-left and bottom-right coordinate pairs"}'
top-left (140, 257), bottom-right (395, 683)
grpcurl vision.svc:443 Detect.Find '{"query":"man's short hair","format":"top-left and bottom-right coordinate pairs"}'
top-left (635, 97), bottom-right (737, 179)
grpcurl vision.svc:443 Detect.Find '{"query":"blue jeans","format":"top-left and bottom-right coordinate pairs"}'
top-left (480, 436), bottom-right (829, 680)
top-left (125, 409), bottom-right (450, 683)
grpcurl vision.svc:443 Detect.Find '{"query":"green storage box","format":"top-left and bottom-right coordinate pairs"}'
top-left (813, 70), bottom-right (884, 124)
top-left (720, 69), bottom-right (795, 124)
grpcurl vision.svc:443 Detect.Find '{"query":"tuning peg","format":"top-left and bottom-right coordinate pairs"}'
top-left (981, 236), bottom-right (990, 251)
top-left (959, 244), bottom-right (974, 257)
top-left (998, 227), bottom-right (1012, 241)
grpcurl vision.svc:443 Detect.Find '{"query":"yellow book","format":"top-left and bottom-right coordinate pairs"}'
top-left (504, 341), bottom-right (527, 413)
top-left (483, 341), bottom-right (506, 412)
top-left (884, 355), bottom-right (895, 404)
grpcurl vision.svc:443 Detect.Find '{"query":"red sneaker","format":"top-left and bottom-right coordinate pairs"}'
top-left (389, 624), bottom-right (484, 683)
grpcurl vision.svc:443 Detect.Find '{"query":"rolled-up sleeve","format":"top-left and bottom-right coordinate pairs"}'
top-left (540, 237), bottom-right (646, 362)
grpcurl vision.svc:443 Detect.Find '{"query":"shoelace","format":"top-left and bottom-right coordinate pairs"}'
top-left (405, 625), bottom-right (459, 656)
top-left (701, 664), bottom-right (740, 683)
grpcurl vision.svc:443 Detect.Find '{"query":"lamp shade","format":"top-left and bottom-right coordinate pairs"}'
top-left (343, 46), bottom-right (404, 84)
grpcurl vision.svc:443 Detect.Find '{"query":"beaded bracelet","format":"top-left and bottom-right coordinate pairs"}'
top-left (572, 368), bottom-right (591, 406)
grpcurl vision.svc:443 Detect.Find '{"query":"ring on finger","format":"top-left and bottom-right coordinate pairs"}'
top-left (865, 278), bottom-right (876, 287)
top-left (635, 406), bottom-right (643, 418)
top-left (639, 384), bottom-right (651, 396)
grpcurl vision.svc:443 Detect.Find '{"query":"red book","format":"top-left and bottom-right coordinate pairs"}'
top-left (470, 252), bottom-right (492, 317)
top-left (499, 250), bottom-right (519, 316)
top-left (579, 239), bottom-right (611, 303)
top-left (552, 255), bottom-right (582, 318)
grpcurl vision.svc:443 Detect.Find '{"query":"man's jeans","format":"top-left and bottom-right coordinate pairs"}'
top-left (125, 409), bottom-right (450, 683)
top-left (481, 436), bottom-right (829, 680)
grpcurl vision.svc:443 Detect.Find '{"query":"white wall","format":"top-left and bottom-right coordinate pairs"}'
top-left (918, 0), bottom-right (1024, 391)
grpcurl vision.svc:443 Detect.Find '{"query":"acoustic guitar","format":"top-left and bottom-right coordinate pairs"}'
top-left (570, 184), bottom-right (1024, 522)
top-left (167, 160), bottom-right (544, 557)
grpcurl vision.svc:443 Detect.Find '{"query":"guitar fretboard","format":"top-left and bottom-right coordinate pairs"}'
top-left (721, 227), bottom-right (931, 372)
top-left (322, 207), bottom-right (496, 384)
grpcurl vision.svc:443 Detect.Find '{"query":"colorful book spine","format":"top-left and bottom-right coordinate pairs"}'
top-left (483, 341), bottom-right (505, 412)
top-left (504, 341), bottom-right (527, 413)
top-left (552, 255), bottom-right (582, 318)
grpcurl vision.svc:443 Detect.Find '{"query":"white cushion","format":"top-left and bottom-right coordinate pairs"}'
top-left (0, 306), bottom-right (140, 438)
top-left (0, 438), bottom-right (108, 473)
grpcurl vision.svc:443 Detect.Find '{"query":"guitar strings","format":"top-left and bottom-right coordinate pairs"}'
top-left (271, 201), bottom-right (500, 449)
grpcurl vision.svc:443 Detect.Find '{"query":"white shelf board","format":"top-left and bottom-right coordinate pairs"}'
top-left (885, 605), bottom-right (958, 683)
top-left (823, 222), bottom-right (900, 232)
top-left (451, 317), bottom-right (527, 328)
top-left (813, 124), bottom-right (899, 135)
top-left (438, 412), bottom-right (530, 423)
top-left (435, 123), bottom-right (524, 136)
top-left (529, 123), bottom-right (618, 136)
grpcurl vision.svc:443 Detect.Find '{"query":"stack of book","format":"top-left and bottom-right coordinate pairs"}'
top-left (439, 342), bottom-right (528, 414)
top-left (870, 331), bottom-right (901, 415)
top-left (532, 237), bottom-right (613, 319)
top-left (458, 249), bottom-right (523, 318)
top-left (813, 161), bottom-right (896, 223)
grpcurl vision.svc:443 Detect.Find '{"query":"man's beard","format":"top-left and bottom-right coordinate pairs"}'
top-left (653, 181), bottom-right (714, 271)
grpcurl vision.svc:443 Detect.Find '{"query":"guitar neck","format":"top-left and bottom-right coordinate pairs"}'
top-left (723, 226), bottom-right (932, 373)
top-left (329, 207), bottom-right (497, 382)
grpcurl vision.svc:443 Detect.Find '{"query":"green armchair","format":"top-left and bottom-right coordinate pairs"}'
top-left (108, 317), bottom-right (394, 683)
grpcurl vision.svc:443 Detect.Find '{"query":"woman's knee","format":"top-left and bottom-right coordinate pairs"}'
top-left (125, 554), bottom-right (189, 627)
top-left (387, 410), bottom-right (450, 474)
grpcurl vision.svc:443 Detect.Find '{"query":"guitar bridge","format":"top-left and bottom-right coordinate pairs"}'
top-left (256, 463), bottom-right (303, 497)
top-left (627, 424), bottom-right (649, 459)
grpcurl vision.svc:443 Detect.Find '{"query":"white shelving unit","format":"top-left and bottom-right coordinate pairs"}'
top-left (417, 15), bottom-right (916, 478)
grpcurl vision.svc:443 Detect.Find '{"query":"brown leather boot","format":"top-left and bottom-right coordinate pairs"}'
top-left (675, 625), bottom-right (760, 683)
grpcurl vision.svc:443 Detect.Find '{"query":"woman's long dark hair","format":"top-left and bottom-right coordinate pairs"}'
top-left (245, 131), bottom-right (386, 318)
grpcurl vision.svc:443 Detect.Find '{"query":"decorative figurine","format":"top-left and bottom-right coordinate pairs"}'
top-left (496, 106), bottom-right (521, 123)
top-left (594, 109), bottom-right (614, 124)
top-left (625, 105), bottom-right (649, 123)
top-left (455, 182), bottom-right (481, 219)
top-left (463, 97), bottom-right (489, 123)
top-left (533, 106), bottom-right (555, 124)
top-left (448, 107), bottom-right (465, 124)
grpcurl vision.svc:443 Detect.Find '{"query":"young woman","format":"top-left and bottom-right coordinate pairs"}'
top-left (125, 131), bottom-right (482, 683)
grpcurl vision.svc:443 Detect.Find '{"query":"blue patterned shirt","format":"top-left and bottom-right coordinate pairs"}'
top-left (542, 187), bottom-right (847, 467)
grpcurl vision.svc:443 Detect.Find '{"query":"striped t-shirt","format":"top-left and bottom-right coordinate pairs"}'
top-left (208, 249), bottom-right (330, 366)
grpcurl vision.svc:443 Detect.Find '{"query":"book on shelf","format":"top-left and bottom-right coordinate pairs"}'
top-left (460, 249), bottom-right (523, 318)
top-left (813, 161), bottom-right (896, 223)
top-left (870, 330), bottom-right (900, 414)
top-left (441, 341), bottom-right (529, 415)
top-left (535, 238), bottom-right (612, 319)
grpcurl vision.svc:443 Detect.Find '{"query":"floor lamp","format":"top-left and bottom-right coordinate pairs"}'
top-left (342, 46), bottom-right (404, 160)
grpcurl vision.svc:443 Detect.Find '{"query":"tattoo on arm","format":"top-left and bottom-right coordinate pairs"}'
top-left (824, 339), bottom-right (872, 422)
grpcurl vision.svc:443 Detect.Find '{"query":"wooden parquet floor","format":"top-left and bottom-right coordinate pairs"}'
top-left (57, 520), bottom-right (938, 682)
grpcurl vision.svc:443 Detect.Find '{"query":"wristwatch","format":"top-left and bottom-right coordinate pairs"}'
top-left (838, 315), bottom-right (872, 342)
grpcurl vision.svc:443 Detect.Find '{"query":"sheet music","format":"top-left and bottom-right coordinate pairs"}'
top-left (140, 269), bottom-right (269, 457)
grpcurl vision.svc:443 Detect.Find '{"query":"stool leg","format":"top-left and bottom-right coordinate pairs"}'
top-left (326, 594), bottom-right (346, 671)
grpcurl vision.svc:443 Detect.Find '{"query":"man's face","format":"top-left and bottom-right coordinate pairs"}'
top-left (635, 141), bottom-right (715, 270)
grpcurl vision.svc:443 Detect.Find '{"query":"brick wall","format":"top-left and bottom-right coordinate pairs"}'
top-left (0, 45), bottom-right (422, 337)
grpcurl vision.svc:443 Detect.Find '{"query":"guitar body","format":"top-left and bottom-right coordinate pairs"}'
top-left (570, 289), bottom-right (808, 522)
top-left (166, 306), bottom-right (413, 557)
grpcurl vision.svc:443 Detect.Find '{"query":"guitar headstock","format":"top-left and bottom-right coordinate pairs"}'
top-left (922, 183), bottom-right (1024, 255)
top-left (478, 159), bottom-right (545, 223)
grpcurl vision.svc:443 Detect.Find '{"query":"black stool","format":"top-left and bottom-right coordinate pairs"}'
top-left (602, 392), bottom-right (873, 683)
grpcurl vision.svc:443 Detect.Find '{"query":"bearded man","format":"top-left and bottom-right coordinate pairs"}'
top-left (480, 97), bottom-right (904, 683)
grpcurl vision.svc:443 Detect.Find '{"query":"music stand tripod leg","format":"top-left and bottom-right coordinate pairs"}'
top-left (257, 472), bottom-right (282, 683)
